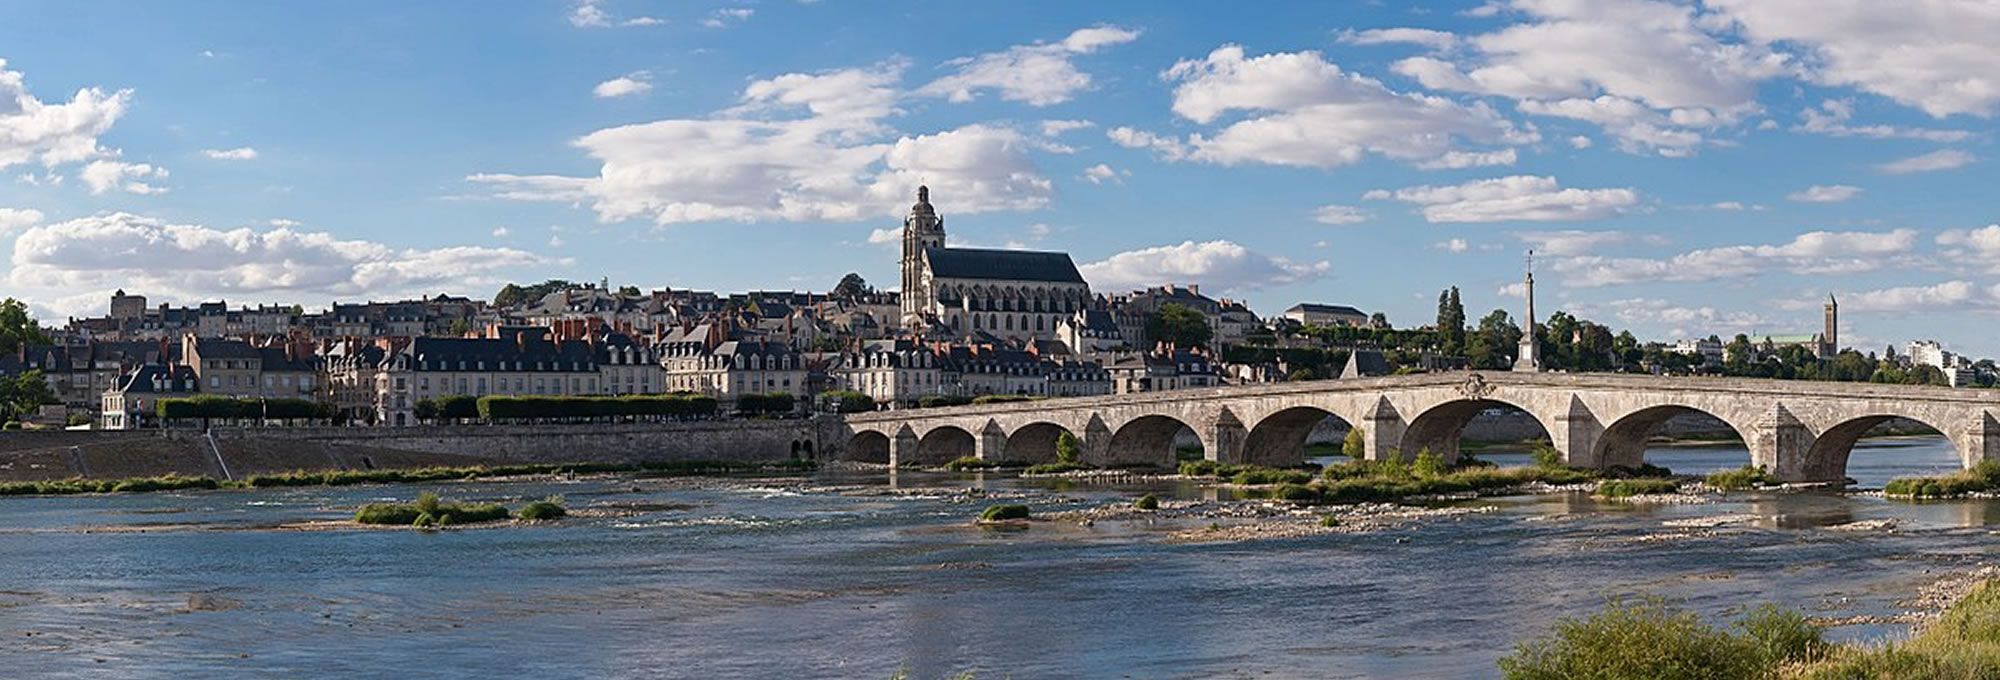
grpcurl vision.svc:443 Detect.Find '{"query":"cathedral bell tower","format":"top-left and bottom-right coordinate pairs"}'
top-left (900, 185), bottom-right (946, 327)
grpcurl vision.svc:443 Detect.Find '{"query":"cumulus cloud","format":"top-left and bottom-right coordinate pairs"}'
top-left (1337, 27), bottom-right (1460, 50)
top-left (1794, 99), bottom-right (1970, 142)
top-left (1786, 184), bottom-right (1862, 203)
top-left (593, 72), bottom-right (652, 98)
top-left (0, 58), bottom-right (133, 172)
top-left (569, 0), bottom-right (659, 27)
top-left (1935, 224), bottom-right (2000, 273)
top-left (1513, 229), bottom-right (1638, 256)
top-left (201, 147), bottom-right (258, 160)
top-left (1105, 126), bottom-right (1188, 160)
top-left (1877, 149), bottom-right (1974, 175)
top-left (1836, 281), bottom-right (1990, 313)
top-left (1039, 119), bottom-right (1093, 136)
top-left (918, 26), bottom-right (1139, 106)
top-left (80, 160), bottom-right (168, 195)
top-left (0, 207), bottom-right (42, 234)
top-left (1081, 163), bottom-right (1125, 185)
top-left (1414, 148), bottom-right (1518, 170)
top-left (1370, 175), bottom-right (1639, 223)
top-left (1606, 297), bottom-right (1769, 332)
top-left (1313, 204), bottom-right (1371, 225)
top-left (1435, 238), bottom-right (1470, 253)
top-left (7, 213), bottom-right (552, 311)
top-left (1390, 0), bottom-right (1788, 155)
top-left (1552, 228), bottom-right (1917, 287)
top-left (471, 61), bottom-right (1054, 225)
top-left (865, 227), bottom-right (899, 245)
top-left (1079, 240), bottom-right (1330, 293)
top-left (1136, 45), bottom-right (1533, 169)
top-left (1709, 0), bottom-right (2000, 117)
top-left (701, 8), bottom-right (753, 28)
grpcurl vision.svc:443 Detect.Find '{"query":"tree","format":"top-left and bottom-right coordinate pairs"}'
top-left (832, 273), bottom-right (871, 301)
top-left (1287, 368), bottom-right (1318, 382)
top-left (1147, 303), bottom-right (1213, 348)
top-left (1368, 312), bottom-right (1389, 329)
top-left (0, 370), bottom-right (56, 422)
top-left (0, 298), bottom-right (49, 355)
top-left (413, 399), bottom-right (439, 423)
top-left (1055, 432), bottom-right (1081, 464)
top-left (1434, 288), bottom-right (1467, 355)
top-left (493, 283), bottom-right (526, 308)
top-left (1467, 309), bottom-right (1521, 370)
top-left (1340, 427), bottom-right (1365, 459)
top-left (616, 285), bottom-right (640, 297)
top-left (1724, 334), bottom-right (1756, 374)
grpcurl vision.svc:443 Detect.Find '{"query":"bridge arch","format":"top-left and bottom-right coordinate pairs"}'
top-left (1001, 422), bottom-right (1076, 465)
top-left (915, 425), bottom-right (977, 465)
top-left (1401, 398), bottom-right (1552, 464)
top-left (1801, 413), bottom-right (1955, 483)
top-left (1243, 406), bottom-right (1357, 467)
top-left (845, 429), bottom-right (891, 464)
top-left (1594, 405), bottom-right (1750, 471)
top-left (1104, 414), bottom-right (1201, 468)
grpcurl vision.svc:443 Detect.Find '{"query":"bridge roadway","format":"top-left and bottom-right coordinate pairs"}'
top-left (837, 372), bottom-right (2000, 483)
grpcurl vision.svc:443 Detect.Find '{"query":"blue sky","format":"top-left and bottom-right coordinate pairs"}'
top-left (2, 0), bottom-right (1997, 355)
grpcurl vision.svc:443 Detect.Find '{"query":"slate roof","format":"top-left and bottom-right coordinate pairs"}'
top-left (1289, 303), bottom-right (1367, 317)
top-left (924, 247), bottom-right (1085, 284)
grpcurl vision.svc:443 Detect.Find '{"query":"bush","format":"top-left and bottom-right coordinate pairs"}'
top-left (518, 497), bottom-right (567, 521)
top-left (943, 456), bottom-right (997, 471)
top-left (1884, 459), bottom-right (2000, 499)
top-left (971, 394), bottom-right (1035, 405)
top-left (815, 390), bottom-right (876, 413)
top-left (917, 394), bottom-right (972, 408)
top-left (1179, 460), bottom-right (1222, 476)
top-left (978, 504), bottom-right (1030, 522)
top-left (1736, 604), bottom-right (1829, 667)
top-left (1412, 448), bottom-right (1447, 479)
top-left (1529, 442), bottom-right (1565, 470)
top-left (1269, 483), bottom-right (1321, 503)
top-left (354, 492), bottom-right (510, 526)
top-left (1134, 494), bottom-right (1159, 510)
top-left (1055, 432), bottom-right (1081, 464)
top-left (1318, 514), bottom-right (1341, 528)
top-left (1595, 478), bottom-right (1681, 498)
top-left (1023, 461), bottom-right (1091, 475)
top-left (1498, 597), bottom-right (1791, 680)
top-left (1604, 463), bottom-right (1675, 479)
top-left (1794, 578), bottom-right (2000, 677)
top-left (1340, 427), bottom-right (1365, 459)
top-left (1705, 465), bottom-right (1768, 491)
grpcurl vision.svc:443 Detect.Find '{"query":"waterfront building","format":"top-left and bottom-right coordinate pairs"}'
top-left (99, 363), bottom-right (198, 430)
top-left (374, 327), bottom-right (600, 426)
top-left (1106, 346), bottom-right (1222, 394)
top-left (827, 340), bottom-right (945, 407)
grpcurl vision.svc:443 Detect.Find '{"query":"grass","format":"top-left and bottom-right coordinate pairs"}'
top-left (1022, 461), bottom-right (1093, 475)
top-left (354, 492), bottom-right (511, 527)
top-left (1595, 478), bottom-right (1682, 498)
top-left (1178, 461), bottom-right (1317, 485)
top-left (1792, 578), bottom-right (2000, 678)
top-left (1498, 598), bottom-right (1827, 680)
top-left (1883, 460), bottom-right (2000, 499)
top-left (0, 460), bottom-right (819, 497)
top-left (1706, 465), bottom-right (1769, 491)
top-left (977, 504), bottom-right (1030, 522)
top-left (942, 456), bottom-right (998, 471)
top-left (517, 496), bottom-right (567, 521)
top-left (1133, 493), bottom-right (1159, 510)
top-left (1267, 483), bottom-right (1321, 503)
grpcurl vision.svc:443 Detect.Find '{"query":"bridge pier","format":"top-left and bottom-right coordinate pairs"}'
top-left (1551, 396), bottom-right (1604, 469)
top-left (890, 429), bottom-right (919, 469)
top-left (1749, 404), bottom-right (1821, 483)
top-left (1361, 397), bottom-right (1407, 462)
top-left (1207, 410), bottom-right (1247, 465)
top-left (977, 422), bottom-right (1007, 461)
top-left (1957, 412), bottom-right (2000, 469)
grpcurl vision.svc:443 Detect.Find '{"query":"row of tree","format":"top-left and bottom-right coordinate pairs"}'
top-left (157, 396), bottom-right (334, 422)
top-left (473, 394), bottom-right (722, 422)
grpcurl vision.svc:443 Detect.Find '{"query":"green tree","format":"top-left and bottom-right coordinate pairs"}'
top-left (1467, 309), bottom-right (1521, 369)
top-left (1147, 303), bottom-right (1213, 348)
top-left (1724, 334), bottom-right (1756, 374)
top-left (413, 398), bottom-right (439, 423)
top-left (492, 283), bottom-right (526, 308)
top-left (1368, 312), bottom-right (1389, 329)
top-left (1435, 287), bottom-right (1467, 355)
top-left (1340, 427), bottom-right (1365, 459)
top-left (1055, 432), bottom-right (1081, 464)
top-left (1287, 367), bottom-right (1317, 382)
top-left (0, 298), bottom-right (49, 355)
top-left (832, 273), bottom-right (871, 300)
top-left (0, 370), bottom-right (56, 422)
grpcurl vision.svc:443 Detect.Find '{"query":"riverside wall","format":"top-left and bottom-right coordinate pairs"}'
top-left (0, 420), bottom-right (822, 482)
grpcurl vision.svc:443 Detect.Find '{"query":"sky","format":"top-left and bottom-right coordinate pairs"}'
top-left (1, 0), bottom-right (1998, 355)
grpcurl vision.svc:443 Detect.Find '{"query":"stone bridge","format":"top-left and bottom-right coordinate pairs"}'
top-left (836, 372), bottom-right (2000, 483)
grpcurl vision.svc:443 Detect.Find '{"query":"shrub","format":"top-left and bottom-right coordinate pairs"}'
top-left (1498, 597), bottom-right (1770, 680)
top-left (1705, 465), bottom-right (1767, 491)
top-left (1023, 461), bottom-right (1092, 475)
top-left (978, 504), bottom-right (1030, 522)
top-left (1269, 483), bottom-right (1321, 503)
top-left (1884, 459), bottom-right (2000, 499)
top-left (943, 456), bottom-right (997, 472)
top-left (971, 394), bottom-right (1035, 405)
top-left (1735, 604), bottom-right (1829, 666)
top-left (1179, 460), bottom-right (1222, 476)
top-left (1134, 494), bottom-right (1160, 510)
top-left (1529, 443), bottom-right (1565, 470)
top-left (1794, 579), bottom-right (2000, 677)
top-left (355, 503), bottom-right (422, 525)
top-left (355, 493), bottom-right (509, 526)
top-left (1412, 448), bottom-right (1447, 479)
top-left (1055, 432), bottom-right (1081, 464)
top-left (1595, 478), bottom-right (1681, 498)
top-left (518, 497), bottom-right (567, 521)
top-left (1340, 427), bottom-right (1365, 459)
top-left (1604, 463), bottom-right (1675, 479)
top-left (1319, 514), bottom-right (1341, 528)
top-left (917, 394), bottom-right (973, 408)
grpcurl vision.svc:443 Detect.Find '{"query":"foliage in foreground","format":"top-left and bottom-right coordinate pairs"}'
top-left (1883, 460), bottom-right (2000, 499)
top-left (1499, 598), bottom-right (1827, 680)
top-left (977, 504), bottom-right (1030, 522)
top-left (1793, 578), bottom-right (2000, 678)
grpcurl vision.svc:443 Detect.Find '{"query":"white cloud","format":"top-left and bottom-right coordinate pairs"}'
top-left (1604, 297), bottom-right (1770, 333)
top-left (0, 58), bottom-right (132, 172)
top-left (1039, 119), bottom-right (1094, 136)
top-left (569, 0), bottom-right (659, 28)
top-left (1553, 228), bottom-right (1918, 287)
top-left (918, 26), bottom-right (1139, 106)
top-left (701, 8), bottom-right (754, 28)
top-left (7, 213), bottom-right (551, 310)
top-left (491, 227), bottom-right (510, 239)
top-left (80, 160), bottom-right (168, 195)
top-left (1312, 204), bottom-right (1371, 225)
top-left (1786, 184), bottom-right (1862, 203)
top-left (1105, 126), bottom-right (1188, 160)
top-left (0, 207), bottom-right (43, 234)
top-left (1081, 163), bottom-right (1125, 185)
top-left (593, 72), bottom-right (652, 98)
top-left (1414, 148), bottom-right (1517, 170)
top-left (1148, 45), bottom-right (1534, 169)
top-left (1567, 135), bottom-right (1593, 149)
top-left (1935, 224), bottom-right (2000, 273)
top-left (1435, 238), bottom-right (1470, 253)
top-left (1079, 240), bottom-right (1330, 293)
top-left (471, 62), bottom-right (1053, 225)
top-left (1710, 0), bottom-right (2000, 117)
top-left (1513, 229), bottom-right (1636, 256)
top-left (1372, 175), bottom-right (1638, 223)
top-left (1794, 99), bottom-right (1970, 142)
top-left (865, 227), bottom-right (900, 245)
top-left (1392, 0), bottom-right (1788, 155)
top-left (1877, 149), bottom-right (1974, 175)
top-left (1337, 27), bottom-right (1459, 50)
top-left (201, 147), bottom-right (258, 161)
top-left (1710, 201), bottom-right (1745, 210)
top-left (1837, 281), bottom-right (1988, 313)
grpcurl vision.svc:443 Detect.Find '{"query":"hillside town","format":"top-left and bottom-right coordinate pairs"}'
top-left (0, 188), bottom-right (1990, 431)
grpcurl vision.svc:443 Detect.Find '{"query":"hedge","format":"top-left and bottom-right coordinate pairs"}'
top-left (735, 392), bottom-right (796, 415)
top-left (157, 396), bottom-right (332, 421)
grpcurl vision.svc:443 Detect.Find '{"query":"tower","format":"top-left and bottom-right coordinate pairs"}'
top-left (899, 186), bottom-right (946, 327)
top-left (1512, 250), bottom-right (1541, 372)
top-left (1822, 293), bottom-right (1838, 358)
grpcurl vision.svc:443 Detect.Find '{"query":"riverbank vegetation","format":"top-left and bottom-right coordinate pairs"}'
top-left (1883, 460), bottom-right (2000, 499)
top-left (977, 504), bottom-right (1030, 522)
top-left (1594, 478), bottom-right (1681, 498)
top-left (943, 456), bottom-right (1000, 471)
top-left (1500, 578), bottom-right (2000, 679)
top-left (0, 460), bottom-right (817, 497)
top-left (1706, 465), bottom-right (1769, 491)
top-left (354, 492), bottom-right (511, 527)
top-left (517, 496), bottom-right (568, 520)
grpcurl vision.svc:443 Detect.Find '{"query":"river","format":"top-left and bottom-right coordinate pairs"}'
top-left (0, 437), bottom-right (1992, 679)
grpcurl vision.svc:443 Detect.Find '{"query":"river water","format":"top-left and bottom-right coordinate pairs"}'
top-left (1, 437), bottom-right (1993, 679)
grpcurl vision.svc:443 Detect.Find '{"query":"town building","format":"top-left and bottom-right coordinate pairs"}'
top-left (1283, 303), bottom-right (1370, 328)
top-left (896, 186), bottom-right (1092, 341)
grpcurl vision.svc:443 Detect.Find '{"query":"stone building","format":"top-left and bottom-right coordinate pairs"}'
top-left (99, 363), bottom-right (198, 430)
top-left (827, 340), bottom-right (946, 407)
top-left (374, 327), bottom-right (601, 426)
top-left (895, 186), bottom-right (1092, 341)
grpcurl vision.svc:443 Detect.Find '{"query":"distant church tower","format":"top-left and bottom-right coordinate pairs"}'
top-left (1512, 251), bottom-right (1541, 372)
top-left (900, 185), bottom-right (946, 326)
top-left (1821, 293), bottom-right (1838, 358)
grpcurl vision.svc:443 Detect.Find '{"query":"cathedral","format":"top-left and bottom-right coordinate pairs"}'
top-left (897, 186), bottom-right (1091, 341)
